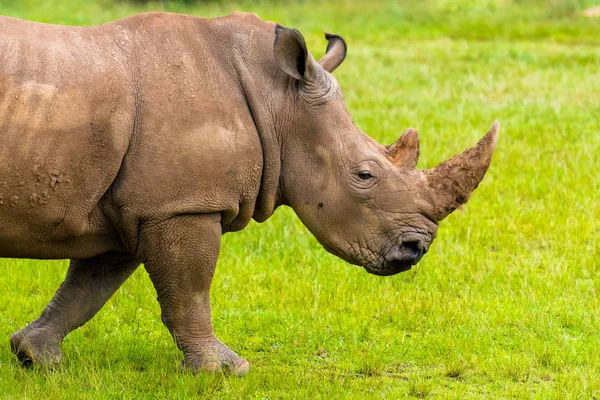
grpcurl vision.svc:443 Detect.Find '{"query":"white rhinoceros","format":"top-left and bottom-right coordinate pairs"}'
top-left (0, 12), bottom-right (498, 375)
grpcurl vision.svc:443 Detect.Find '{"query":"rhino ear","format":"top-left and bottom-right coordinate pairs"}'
top-left (318, 32), bottom-right (347, 73)
top-left (387, 128), bottom-right (420, 168)
top-left (274, 25), bottom-right (308, 80)
top-left (424, 121), bottom-right (499, 221)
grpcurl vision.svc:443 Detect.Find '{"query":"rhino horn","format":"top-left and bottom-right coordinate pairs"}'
top-left (318, 32), bottom-right (347, 73)
top-left (424, 121), bottom-right (499, 221)
top-left (387, 127), bottom-right (420, 168)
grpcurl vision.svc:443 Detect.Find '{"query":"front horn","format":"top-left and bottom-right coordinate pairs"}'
top-left (424, 121), bottom-right (500, 221)
top-left (318, 32), bottom-right (347, 73)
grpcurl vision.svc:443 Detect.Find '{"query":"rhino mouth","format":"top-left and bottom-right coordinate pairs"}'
top-left (363, 243), bottom-right (425, 276)
top-left (365, 260), bottom-right (413, 276)
top-left (321, 241), bottom-right (417, 276)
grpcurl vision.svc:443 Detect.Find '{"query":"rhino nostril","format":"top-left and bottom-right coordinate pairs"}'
top-left (384, 240), bottom-right (427, 267)
top-left (403, 240), bottom-right (424, 257)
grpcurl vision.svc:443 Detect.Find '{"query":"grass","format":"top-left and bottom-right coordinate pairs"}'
top-left (1, 0), bottom-right (599, 398)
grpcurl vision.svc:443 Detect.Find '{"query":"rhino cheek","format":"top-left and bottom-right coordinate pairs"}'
top-left (308, 205), bottom-right (384, 268)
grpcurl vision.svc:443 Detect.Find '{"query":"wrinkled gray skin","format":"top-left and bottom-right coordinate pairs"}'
top-left (0, 12), bottom-right (498, 376)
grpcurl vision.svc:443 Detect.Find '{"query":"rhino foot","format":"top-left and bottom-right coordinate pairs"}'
top-left (180, 337), bottom-right (249, 377)
top-left (10, 324), bottom-right (63, 367)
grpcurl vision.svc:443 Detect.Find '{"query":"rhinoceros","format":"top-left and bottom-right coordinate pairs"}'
top-left (0, 12), bottom-right (498, 376)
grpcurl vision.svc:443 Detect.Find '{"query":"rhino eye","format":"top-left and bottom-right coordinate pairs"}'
top-left (357, 171), bottom-right (374, 180)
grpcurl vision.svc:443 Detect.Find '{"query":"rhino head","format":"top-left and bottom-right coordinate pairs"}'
top-left (270, 26), bottom-right (498, 276)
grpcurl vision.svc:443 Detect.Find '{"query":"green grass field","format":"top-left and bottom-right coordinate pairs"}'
top-left (1, 0), bottom-right (599, 398)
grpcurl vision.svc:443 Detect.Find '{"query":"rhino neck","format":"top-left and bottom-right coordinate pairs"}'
top-left (230, 27), bottom-right (286, 223)
top-left (245, 87), bottom-right (285, 223)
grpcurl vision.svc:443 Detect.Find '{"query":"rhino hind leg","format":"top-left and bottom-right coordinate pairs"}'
top-left (140, 213), bottom-right (249, 377)
top-left (11, 253), bottom-right (139, 367)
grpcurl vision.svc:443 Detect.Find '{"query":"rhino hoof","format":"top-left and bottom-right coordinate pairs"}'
top-left (10, 326), bottom-right (63, 367)
top-left (233, 359), bottom-right (250, 376)
top-left (181, 336), bottom-right (250, 377)
top-left (179, 338), bottom-right (250, 377)
top-left (180, 357), bottom-right (250, 377)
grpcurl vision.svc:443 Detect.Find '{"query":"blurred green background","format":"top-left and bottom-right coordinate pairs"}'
top-left (0, 0), bottom-right (599, 398)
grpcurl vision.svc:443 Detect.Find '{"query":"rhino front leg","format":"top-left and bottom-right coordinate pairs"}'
top-left (10, 253), bottom-right (139, 366)
top-left (140, 213), bottom-right (249, 376)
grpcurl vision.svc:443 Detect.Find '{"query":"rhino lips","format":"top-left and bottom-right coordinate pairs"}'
top-left (368, 260), bottom-right (412, 276)
top-left (365, 245), bottom-right (425, 276)
top-left (321, 242), bottom-right (414, 276)
top-left (363, 257), bottom-right (413, 276)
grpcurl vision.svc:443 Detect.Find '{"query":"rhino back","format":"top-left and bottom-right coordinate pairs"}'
top-left (0, 16), bottom-right (135, 258)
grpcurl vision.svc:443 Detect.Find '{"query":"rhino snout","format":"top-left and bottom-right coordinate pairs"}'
top-left (388, 238), bottom-right (428, 263)
top-left (367, 240), bottom-right (428, 276)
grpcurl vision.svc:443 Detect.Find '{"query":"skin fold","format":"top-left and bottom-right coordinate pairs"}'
top-left (0, 12), bottom-right (498, 376)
